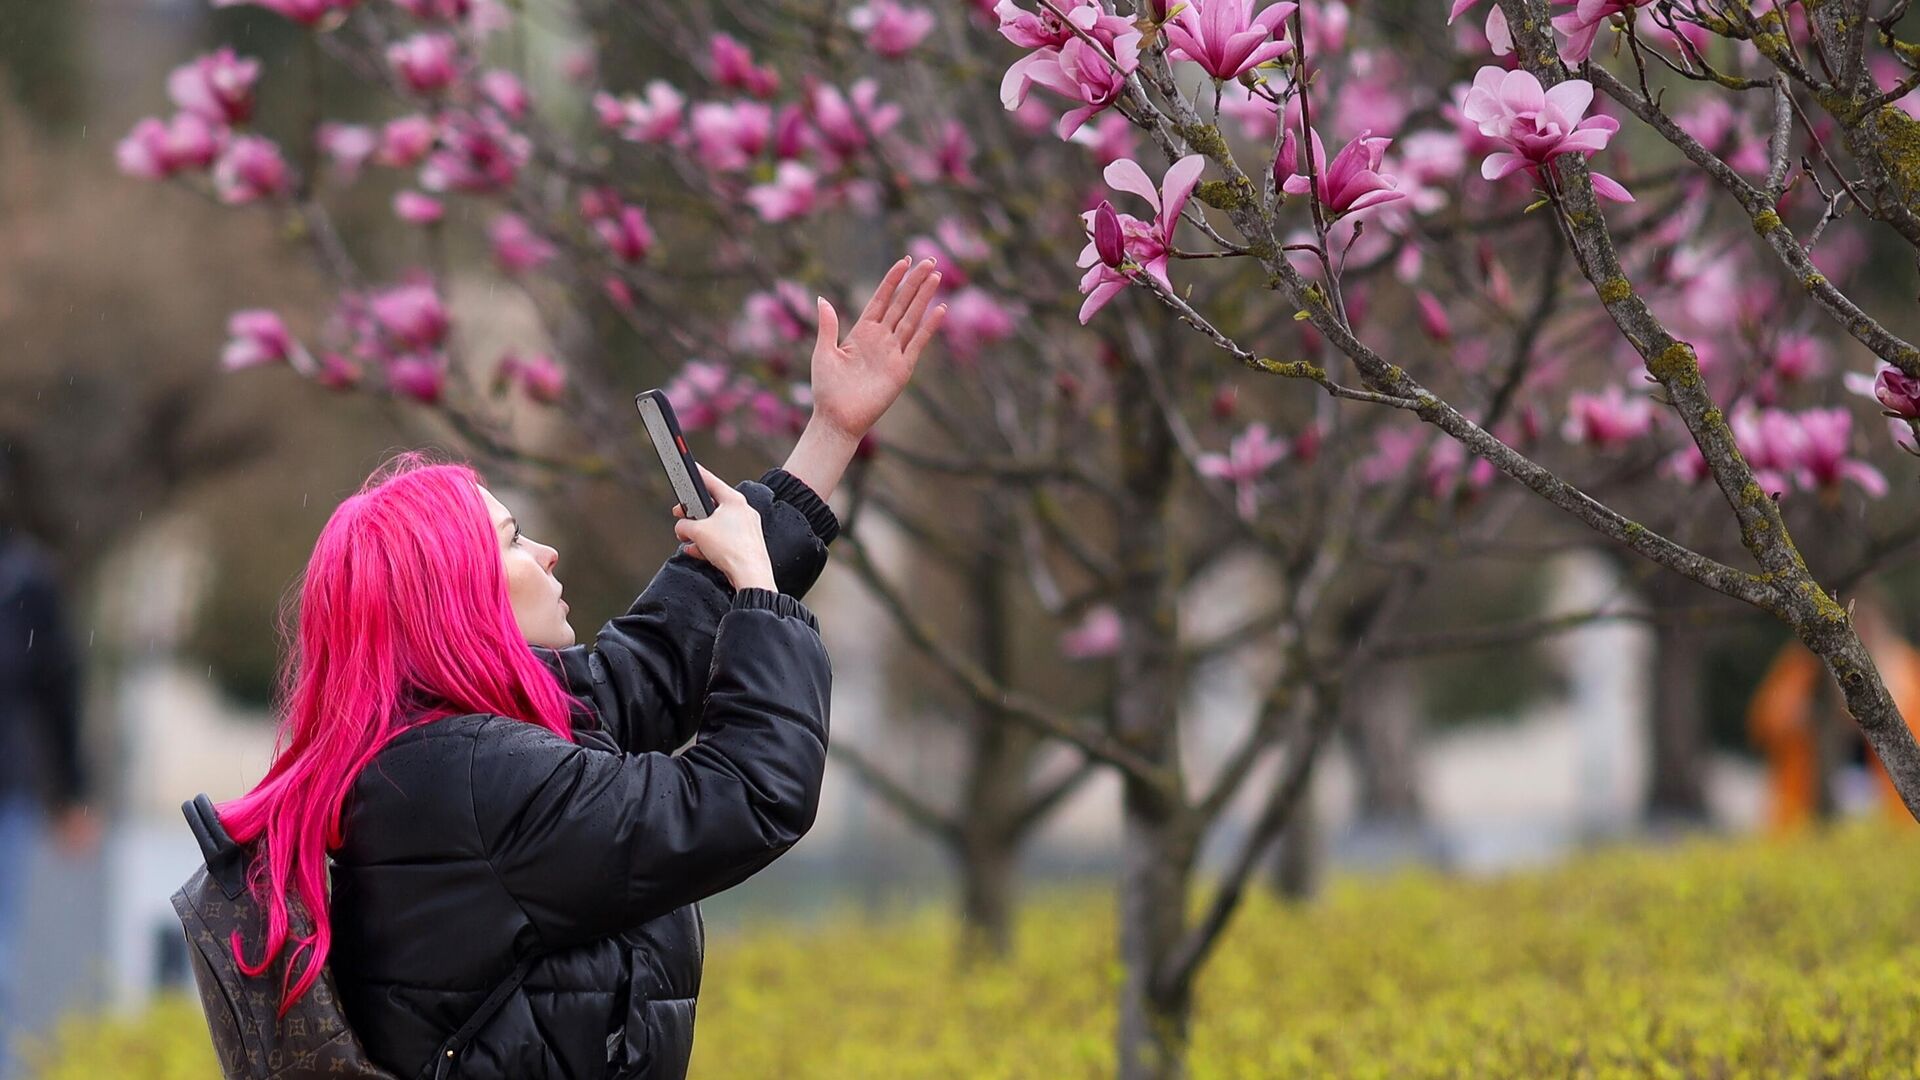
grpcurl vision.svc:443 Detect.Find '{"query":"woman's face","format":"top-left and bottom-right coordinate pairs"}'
top-left (480, 485), bottom-right (574, 649)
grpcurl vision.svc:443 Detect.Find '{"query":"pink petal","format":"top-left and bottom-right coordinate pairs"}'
top-left (1587, 171), bottom-right (1635, 202)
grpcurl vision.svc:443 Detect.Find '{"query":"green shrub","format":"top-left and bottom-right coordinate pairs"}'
top-left (28, 824), bottom-right (1920, 1078)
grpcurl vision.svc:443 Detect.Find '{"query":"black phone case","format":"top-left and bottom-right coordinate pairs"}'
top-left (635, 389), bottom-right (719, 518)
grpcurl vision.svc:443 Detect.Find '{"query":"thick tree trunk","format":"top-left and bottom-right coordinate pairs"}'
top-left (1350, 663), bottom-right (1423, 825)
top-left (955, 492), bottom-right (1038, 961)
top-left (1112, 357), bottom-right (1194, 1080)
top-left (1644, 588), bottom-right (1710, 825)
top-left (1266, 792), bottom-right (1321, 901)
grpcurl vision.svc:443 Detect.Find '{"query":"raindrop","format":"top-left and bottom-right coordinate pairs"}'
top-left (88, 630), bottom-right (95, 648)
top-left (25, 629), bottom-right (33, 651)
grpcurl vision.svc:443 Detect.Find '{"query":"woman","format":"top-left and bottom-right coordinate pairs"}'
top-left (212, 257), bottom-right (946, 1079)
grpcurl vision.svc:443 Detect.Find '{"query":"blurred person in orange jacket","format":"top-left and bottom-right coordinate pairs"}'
top-left (1747, 591), bottom-right (1920, 834)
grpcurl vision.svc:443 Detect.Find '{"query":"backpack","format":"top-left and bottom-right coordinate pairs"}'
top-left (170, 793), bottom-right (534, 1080)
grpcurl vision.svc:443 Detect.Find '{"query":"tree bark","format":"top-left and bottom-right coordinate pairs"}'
top-left (1112, 355), bottom-right (1195, 1080)
top-left (1350, 662), bottom-right (1424, 826)
top-left (1644, 586), bottom-right (1710, 825)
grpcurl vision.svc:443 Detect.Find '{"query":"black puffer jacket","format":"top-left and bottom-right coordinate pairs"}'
top-left (328, 468), bottom-right (838, 1080)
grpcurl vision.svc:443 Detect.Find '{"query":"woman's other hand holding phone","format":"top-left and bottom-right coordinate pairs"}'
top-left (671, 463), bottom-right (777, 592)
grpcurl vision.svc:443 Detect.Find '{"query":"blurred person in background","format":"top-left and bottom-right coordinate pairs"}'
top-left (1748, 590), bottom-right (1920, 834)
top-left (0, 437), bottom-right (101, 1080)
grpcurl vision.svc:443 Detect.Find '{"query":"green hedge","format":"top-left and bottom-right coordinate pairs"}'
top-left (27, 824), bottom-right (1920, 1078)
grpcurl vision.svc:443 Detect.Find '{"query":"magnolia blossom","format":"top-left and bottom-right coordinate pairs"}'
top-left (710, 33), bottom-right (780, 98)
top-left (664, 360), bottom-right (760, 444)
top-left (1164, 0), bottom-right (1296, 81)
top-left (1423, 437), bottom-right (1498, 502)
top-left (808, 80), bottom-right (902, 164)
top-left (999, 0), bottom-right (1142, 138)
top-left (689, 101), bottom-right (773, 172)
top-left (479, 70), bottom-right (530, 119)
top-left (1561, 385), bottom-right (1655, 448)
top-left (213, 135), bottom-right (292, 203)
top-left (488, 213), bottom-right (556, 274)
top-left (1851, 365), bottom-right (1920, 420)
top-left (116, 113), bottom-right (223, 179)
top-left (316, 122), bottom-right (377, 180)
top-left (1461, 67), bottom-right (1632, 202)
top-left (387, 354), bottom-right (447, 404)
top-left (1552, 0), bottom-right (1657, 63)
top-left (1075, 155), bottom-right (1207, 323)
top-left (393, 0), bottom-right (475, 20)
top-left (167, 48), bottom-right (259, 126)
top-left (941, 287), bottom-right (1019, 362)
top-left (849, 0), bottom-right (938, 58)
top-left (1416, 291), bottom-right (1452, 342)
top-left (906, 120), bottom-right (980, 185)
top-left (731, 281), bottom-right (816, 360)
top-left (1447, 0), bottom-right (1512, 54)
top-left (1662, 441), bottom-right (1710, 485)
top-left (388, 33), bottom-right (461, 95)
top-left (593, 82), bottom-right (686, 144)
top-left (592, 204), bottom-right (655, 263)
top-left (1280, 129), bottom-right (1405, 217)
top-left (1770, 331), bottom-right (1827, 383)
top-left (368, 281), bottom-right (450, 350)
top-left (377, 115), bottom-right (438, 167)
top-left (1795, 408), bottom-right (1887, 497)
top-left (498, 351), bottom-right (565, 404)
top-left (1070, 112), bottom-right (1138, 164)
top-left (212, 0), bottom-right (356, 25)
top-left (1199, 423), bottom-right (1289, 519)
top-left (746, 162), bottom-right (820, 222)
top-left (221, 310), bottom-right (311, 372)
top-left (419, 110), bottom-right (528, 193)
top-left (393, 190), bottom-right (445, 225)
top-left (1731, 405), bottom-right (1801, 496)
top-left (1061, 604), bottom-right (1122, 660)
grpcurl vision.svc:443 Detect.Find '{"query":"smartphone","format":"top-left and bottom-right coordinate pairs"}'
top-left (635, 389), bottom-right (719, 519)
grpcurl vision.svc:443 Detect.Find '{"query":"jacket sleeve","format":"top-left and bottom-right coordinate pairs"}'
top-left (535, 467), bottom-right (839, 755)
top-left (473, 588), bottom-right (831, 948)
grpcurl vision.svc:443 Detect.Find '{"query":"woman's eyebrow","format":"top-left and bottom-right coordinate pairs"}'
top-left (498, 515), bottom-right (517, 535)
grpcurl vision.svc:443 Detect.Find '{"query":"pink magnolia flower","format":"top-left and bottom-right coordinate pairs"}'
top-left (1731, 405), bottom-right (1801, 496)
top-left (709, 34), bottom-right (780, 98)
top-left (1423, 437), bottom-right (1497, 502)
top-left (488, 214), bottom-right (556, 274)
top-left (664, 360), bottom-right (759, 444)
top-left (1552, 0), bottom-right (1656, 63)
top-left (388, 32), bottom-right (461, 95)
top-left (1281, 129), bottom-right (1406, 217)
top-left (747, 389), bottom-right (809, 439)
top-left (942, 287), bottom-right (1018, 363)
top-left (212, 0), bottom-right (355, 26)
top-left (116, 113), bottom-right (223, 179)
top-left (732, 281), bottom-right (816, 360)
top-left (167, 48), bottom-right (260, 127)
top-left (316, 122), bottom-right (377, 180)
top-left (808, 79), bottom-right (903, 164)
top-left (1358, 426), bottom-right (1427, 485)
top-left (212, 135), bottom-right (292, 203)
top-left (849, 0), bottom-right (938, 58)
top-left (1164, 0), bottom-right (1296, 81)
top-left (1447, 0), bottom-right (1512, 54)
top-left (1662, 441), bottom-right (1710, 485)
top-left (592, 204), bottom-right (655, 263)
top-left (906, 120), bottom-right (980, 185)
top-left (369, 281), bottom-right (450, 350)
top-left (377, 114), bottom-right (438, 167)
top-left (498, 351), bottom-right (565, 404)
top-left (1416, 291), bottom-right (1452, 341)
top-left (1769, 331), bottom-right (1827, 383)
top-left (393, 189), bottom-right (445, 225)
top-left (387, 354), bottom-right (447, 404)
top-left (1060, 604), bottom-right (1122, 660)
top-left (1859, 365), bottom-right (1920, 420)
top-left (1218, 80), bottom-right (1282, 142)
top-left (1461, 67), bottom-right (1632, 202)
top-left (746, 162), bottom-right (821, 222)
top-left (316, 352), bottom-right (362, 391)
top-left (689, 101), bottom-right (773, 172)
top-left (221, 310), bottom-right (310, 372)
top-left (393, 0), bottom-right (474, 19)
top-left (1199, 422), bottom-right (1289, 519)
top-left (1794, 408), bottom-right (1887, 497)
top-left (419, 110), bottom-right (528, 193)
top-left (1000, 1), bottom-right (1142, 139)
top-left (1075, 155), bottom-right (1206, 322)
top-left (1561, 385), bottom-right (1655, 448)
top-left (479, 70), bottom-right (530, 120)
top-left (593, 82), bottom-right (685, 144)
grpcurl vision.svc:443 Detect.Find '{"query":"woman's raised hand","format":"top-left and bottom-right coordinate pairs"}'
top-left (671, 463), bottom-right (777, 592)
top-left (807, 257), bottom-right (948, 440)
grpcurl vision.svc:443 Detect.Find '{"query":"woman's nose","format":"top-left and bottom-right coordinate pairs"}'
top-left (538, 542), bottom-right (559, 573)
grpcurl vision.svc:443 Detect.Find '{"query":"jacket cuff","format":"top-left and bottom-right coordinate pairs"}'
top-left (759, 467), bottom-right (841, 547)
top-left (730, 586), bottom-right (822, 632)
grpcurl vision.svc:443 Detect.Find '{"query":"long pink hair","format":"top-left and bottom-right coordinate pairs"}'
top-left (214, 451), bottom-right (580, 1015)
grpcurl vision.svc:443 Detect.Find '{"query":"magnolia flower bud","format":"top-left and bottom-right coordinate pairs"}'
top-left (1092, 200), bottom-right (1126, 268)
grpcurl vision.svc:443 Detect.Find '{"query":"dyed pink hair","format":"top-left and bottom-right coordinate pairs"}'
top-left (215, 451), bottom-right (579, 1015)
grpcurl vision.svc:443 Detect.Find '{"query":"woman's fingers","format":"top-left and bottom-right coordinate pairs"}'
top-left (894, 273), bottom-right (941, 346)
top-left (858, 257), bottom-right (911, 324)
top-left (903, 303), bottom-right (948, 360)
top-left (883, 260), bottom-right (936, 327)
top-left (694, 461), bottom-right (738, 504)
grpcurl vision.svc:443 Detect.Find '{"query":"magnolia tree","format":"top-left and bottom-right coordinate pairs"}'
top-left (123, 0), bottom-right (1920, 1076)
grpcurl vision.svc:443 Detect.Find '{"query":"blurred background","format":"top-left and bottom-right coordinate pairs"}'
top-left (7, 0), bottom-right (1920, 1077)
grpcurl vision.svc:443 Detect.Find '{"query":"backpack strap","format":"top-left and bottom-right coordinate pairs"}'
top-left (421, 954), bottom-right (539, 1080)
top-left (182, 794), bottom-right (249, 900)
